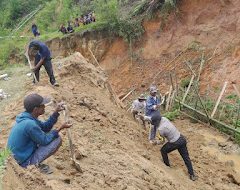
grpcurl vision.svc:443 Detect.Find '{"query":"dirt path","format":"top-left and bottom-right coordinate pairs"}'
top-left (1, 53), bottom-right (240, 190)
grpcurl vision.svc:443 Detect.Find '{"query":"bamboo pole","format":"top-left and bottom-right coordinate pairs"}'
top-left (182, 75), bottom-right (195, 104)
top-left (232, 83), bottom-right (240, 98)
top-left (211, 81), bottom-right (228, 118)
top-left (169, 90), bottom-right (176, 110)
top-left (105, 82), bottom-right (125, 108)
top-left (165, 85), bottom-right (173, 111)
top-left (197, 53), bottom-right (205, 82)
top-left (192, 82), bottom-right (211, 122)
top-left (170, 73), bottom-right (175, 91)
top-left (121, 89), bottom-right (135, 102)
top-left (88, 47), bottom-right (103, 70)
top-left (185, 60), bottom-right (196, 77)
top-left (218, 104), bottom-right (225, 121)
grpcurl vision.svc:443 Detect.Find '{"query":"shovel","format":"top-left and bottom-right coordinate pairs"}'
top-left (24, 48), bottom-right (38, 83)
top-left (63, 105), bottom-right (82, 172)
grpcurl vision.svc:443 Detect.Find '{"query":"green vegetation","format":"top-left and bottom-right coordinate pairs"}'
top-left (163, 109), bottom-right (180, 121)
top-left (0, 149), bottom-right (10, 169)
top-left (180, 78), bottom-right (191, 88)
top-left (0, 0), bottom-right (180, 67)
top-left (0, 149), bottom-right (10, 189)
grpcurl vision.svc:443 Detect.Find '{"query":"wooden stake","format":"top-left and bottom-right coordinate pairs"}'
top-left (192, 82), bottom-right (211, 122)
top-left (165, 85), bottom-right (173, 111)
top-left (218, 104), bottom-right (225, 121)
top-left (232, 83), bottom-right (240, 98)
top-left (170, 73), bottom-right (175, 91)
top-left (174, 68), bottom-right (179, 96)
top-left (88, 47), bottom-right (103, 70)
top-left (182, 75), bottom-right (195, 104)
top-left (185, 60), bottom-right (196, 77)
top-left (105, 82), bottom-right (125, 108)
top-left (197, 53), bottom-right (205, 82)
top-left (121, 89), bottom-right (135, 102)
top-left (211, 81), bottom-right (228, 118)
top-left (169, 90), bottom-right (176, 109)
top-left (63, 106), bottom-right (83, 173)
top-left (25, 48), bottom-right (38, 83)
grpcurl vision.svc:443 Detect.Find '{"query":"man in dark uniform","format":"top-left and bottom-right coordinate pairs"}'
top-left (28, 40), bottom-right (59, 86)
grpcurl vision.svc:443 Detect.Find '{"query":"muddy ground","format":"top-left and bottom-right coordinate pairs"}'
top-left (0, 53), bottom-right (239, 190)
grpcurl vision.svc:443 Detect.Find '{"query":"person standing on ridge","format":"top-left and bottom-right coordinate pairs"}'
top-left (31, 23), bottom-right (40, 37)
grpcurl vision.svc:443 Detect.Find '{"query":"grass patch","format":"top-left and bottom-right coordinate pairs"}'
top-left (0, 149), bottom-right (10, 169)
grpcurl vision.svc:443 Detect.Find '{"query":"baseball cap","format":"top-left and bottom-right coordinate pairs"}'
top-left (150, 86), bottom-right (158, 93)
top-left (138, 94), bottom-right (146, 100)
top-left (24, 93), bottom-right (51, 113)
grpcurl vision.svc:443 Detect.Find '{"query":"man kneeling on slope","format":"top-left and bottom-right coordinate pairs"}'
top-left (158, 117), bottom-right (197, 181)
top-left (7, 93), bottom-right (72, 171)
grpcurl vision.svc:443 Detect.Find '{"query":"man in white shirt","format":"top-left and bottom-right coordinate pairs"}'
top-left (158, 117), bottom-right (196, 181)
top-left (131, 94), bottom-right (146, 128)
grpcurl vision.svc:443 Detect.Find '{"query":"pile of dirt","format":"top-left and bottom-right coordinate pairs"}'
top-left (1, 52), bottom-right (240, 190)
top-left (1, 53), bottom-right (181, 190)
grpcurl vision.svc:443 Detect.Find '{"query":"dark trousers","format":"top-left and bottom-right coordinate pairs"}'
top-left (34, 55), bottom-right (56, 85)
top-left (160, 135), bottom-right (194, 176)
top-left (149, 111), bottom-right (161, 140)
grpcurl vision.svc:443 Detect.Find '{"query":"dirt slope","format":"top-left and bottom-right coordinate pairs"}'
top-left (1, 52), bottom-right (240, 190)
top-left (100, 0), bottom-right (240, 97)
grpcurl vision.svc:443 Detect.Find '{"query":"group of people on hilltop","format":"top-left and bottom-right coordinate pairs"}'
top-left (131, 86), bottom-right (197, 181)
top-left (31, 12), bottom-right (96, 37)
top-left (59, 11), bottom-right (96, 35)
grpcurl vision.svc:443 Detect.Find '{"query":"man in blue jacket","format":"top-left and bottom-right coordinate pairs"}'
top-left (28, 40), bottom-right (59, 86)
top-left (7, 93), bottom-right (72, 168)
top-left (146, 86), bottom-right (162, 144)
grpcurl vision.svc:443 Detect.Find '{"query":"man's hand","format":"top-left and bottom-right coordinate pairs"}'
top-left (54, 102), bottom-right (65, 113)
top-left (31, 66), bottom-right (38, 72)
top-left (57, 122), bottom-right (73, 132)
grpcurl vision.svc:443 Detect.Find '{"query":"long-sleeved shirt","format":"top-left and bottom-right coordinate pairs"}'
top-left (131, 99), bottom-right (146, 114)
top-left (29, 40), bottom-right (51, 60)
top-left (158, 117), bottom-right (180, 143)
top-left (145, 95), bottom-right (161, 116)
top-left (7, 112), bottom-right (59, 164)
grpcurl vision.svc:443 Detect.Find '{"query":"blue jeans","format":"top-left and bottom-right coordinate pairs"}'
top-left (20, 137), bottom-right (62, 167)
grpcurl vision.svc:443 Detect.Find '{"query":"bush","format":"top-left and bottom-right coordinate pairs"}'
top-left (180, 78), bottom-right (191, 88)
top-left (163, 109), bottom-right (180, 121)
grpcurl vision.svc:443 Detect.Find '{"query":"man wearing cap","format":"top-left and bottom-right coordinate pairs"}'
top-left (146, 86), bottom-right (162, 144)
top-left (7, 93), bottom-right (71, 169)
top-left (158, 117), bottom-right (197, 181)
top-left (28, 40), bottom-right (59, 86)
top-left (131, 94), bottom-right (146, 128)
